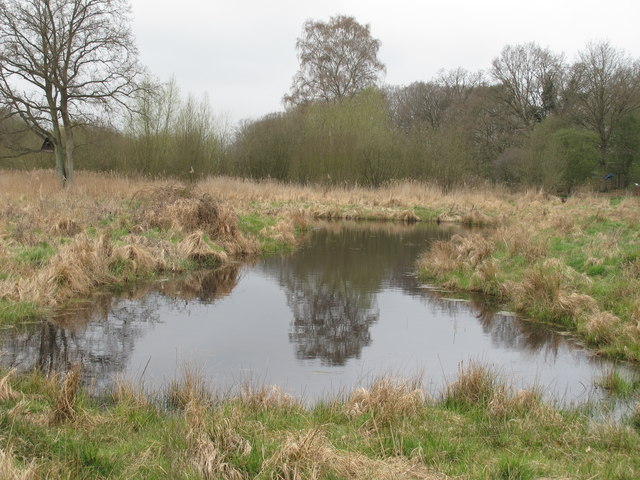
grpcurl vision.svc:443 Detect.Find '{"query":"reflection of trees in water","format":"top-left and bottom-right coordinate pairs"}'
top-left (414, 287), bottom-right (565, 359)
top-left (160, 266), bottom-right (239, 304)
top-left (287, 276), bottom-right (378, 366)
top-left (261, 222), bottom-right (447, 365)
top-left (0, 266), bottom-right (239, 388)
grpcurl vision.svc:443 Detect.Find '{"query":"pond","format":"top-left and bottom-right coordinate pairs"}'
top-left (1, 221), bottom-right (637, 410)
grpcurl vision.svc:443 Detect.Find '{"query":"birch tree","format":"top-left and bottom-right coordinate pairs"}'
top-left (285, 15), bottom-right (385, 106)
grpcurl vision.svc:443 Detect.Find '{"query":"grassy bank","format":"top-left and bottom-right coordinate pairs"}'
top-left (1, 364), bottom-right (639, 480)
top-left (0, 171), bottom-right (312, 322)
top-left (418, 194), bottom-right (640, 362)
top-left (0, 169), bottom-right (517, 322)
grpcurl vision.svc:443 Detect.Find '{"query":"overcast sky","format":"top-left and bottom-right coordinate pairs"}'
top-left (130, 0), bottom-right (640, 125)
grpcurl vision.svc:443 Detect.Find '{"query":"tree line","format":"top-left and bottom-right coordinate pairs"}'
top-left (1, 8), bottom-right (639, 191)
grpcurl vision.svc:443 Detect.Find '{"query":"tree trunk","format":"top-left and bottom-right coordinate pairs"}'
top-left (54, 145), bottom-right (68, 188)
top-left (64, 133), bottom-right (75, 187)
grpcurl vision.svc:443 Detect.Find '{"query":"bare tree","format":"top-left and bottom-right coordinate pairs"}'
top-left (0, 0), bottom-right (141, 187)
top-left (284, 15), bottom-right (385, 106)
top-left (386, 82), bottom-right (451, 132)
top-left (491, 43), bottom-right (565, 130)
top-left (567, 41), bottom-right (640, 165)
top-left (436, 67), bottom-right (485, 101)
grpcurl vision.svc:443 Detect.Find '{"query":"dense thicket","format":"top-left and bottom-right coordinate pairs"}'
top-left (1, 40), bottom-right (639, 191)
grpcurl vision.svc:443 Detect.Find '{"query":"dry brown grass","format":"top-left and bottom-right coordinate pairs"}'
top-left (50, 364), bottom-right (82, 424)
top-left (184, 401), bottom-right (250, 480)
top-left (0, 448), bottom-right (36, 480)
top-left (258, 428), bottom-right (445, 480)
top-left (110, 377), bottom-right (148, 407)
top-left (0, 369), bottom-right (19, 402)
top-left (445, 362), bottom-right (500, 408)
top-left (581, 311), bottom-right (624, 346)
top-left (487, 387), bottom-right (557, 421)
top-left (504, 259), bottom-right (598, 324)
top-left (239, 384), bottom-right (301, 411)
top-left (344, 377), bottom-right (425, 425)
top-left (3, 234), bottom-right (112, 306)
top-left (133, 185), bottom-right (238, 239)
top-left (166, 365), bottom-right (212, 410)
top-left (419, 233), bottom-right (495, 279)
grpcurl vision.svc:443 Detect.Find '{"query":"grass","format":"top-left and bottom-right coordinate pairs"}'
top-left (0, 366), bottom-right (639, 479)
top-left (0, 173), bottom-right (309, 317)
top-left (0, 299), bottom-right (44, 324)
top-left (595, 370), bottom-right (640, 397)
top-left (418, 193), bottom-right (640, 362)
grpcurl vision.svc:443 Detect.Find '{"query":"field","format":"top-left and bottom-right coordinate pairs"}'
top-left (1, 170), bottom-right (640, 478)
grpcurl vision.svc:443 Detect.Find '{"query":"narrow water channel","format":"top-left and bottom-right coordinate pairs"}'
top-left (1, 221), bottom-right (636, 409)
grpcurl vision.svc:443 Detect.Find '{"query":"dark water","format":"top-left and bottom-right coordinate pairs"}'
top-left (0, 222), bottom-right (637, 409)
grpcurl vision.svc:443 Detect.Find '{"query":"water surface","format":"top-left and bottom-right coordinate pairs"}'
top-left (1, 222), bottom-right (636, 408)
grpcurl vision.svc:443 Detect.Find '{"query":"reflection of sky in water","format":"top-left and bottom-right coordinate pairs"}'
top-left (1, 222), bottom-right (637, 411)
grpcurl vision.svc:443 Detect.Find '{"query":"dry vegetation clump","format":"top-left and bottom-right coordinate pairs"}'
top-left (445, 362), bottom-right (501, 408)
top-left (13, 234), bottom-right (113, 306)
top-left (487, 387), bottom-right (556, 421)
top-left (259, 429), bottom-right (443, 480)
top-left (178, 231), bottom-right (229, 264)
top-left (503, 259), bottom-right (597, 324)
top-left (419, 234), bottom-right (496, 278)
top-left (110, 378), bottom-right (148, 407)
top-left (50, 364), bottom-right (82, 424)
top-left (581, 311), bottom-right (625, 346)
top-left (112, 237), bottom-right (167, 271)
top-left (344, 377), bottom-right (425, 425)
top-left (133, 185), bottom-right (237, 239)
top-left (0, 369), bottom-right (19, 402)
top-left (0, 448), bottom-right (36, 480)
top-left (496, 225), bottom-right (548, 261)
top-left (184, 401), bottom-right (249, 480)
top-left (239, 384), bottom-right (301, 411)
top-left (165, 366), bottom-right (212, 410)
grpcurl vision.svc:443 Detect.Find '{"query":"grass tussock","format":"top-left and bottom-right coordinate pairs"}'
top-left (133, 185), bottom-right (239, 240)
top-left (185, 401), bottom-right (250, 480)
top-left (344, 377), bottom-right (425, 425)
top-left (165, 366), bottom-right (212, 410)
top-left (50, 364), bottom-right (82, 424)
top-left (0, 448), bottom-right (36, 480)
top-left (0, 369), bottom-right (19, 402)
top-left (239, 384), bottom-right (301, 411)
top-left (445, 362), bottom-right (500, 409)
top-left (259, 429), bottom-right (442, 480)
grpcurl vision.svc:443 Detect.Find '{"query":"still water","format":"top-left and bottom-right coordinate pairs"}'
top-left (0, 222), bottom-right (636, 406)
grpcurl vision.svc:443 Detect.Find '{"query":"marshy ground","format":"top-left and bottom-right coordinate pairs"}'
top-left (1, 169), bottom-right (640, 478)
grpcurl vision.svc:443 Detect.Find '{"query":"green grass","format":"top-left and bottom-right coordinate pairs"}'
top-left (596, 370), bottom-right (640, 397)
top-left (15, 242), bottom-right (56, 267)
top-left (412, 206), bottom-right (442, 222)
top-left (0, 299), bottom-right (44, 324)
top-left (239, 213), bottom-right (294, 255)
top-left (1, 368), bottom-right (639, 479)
